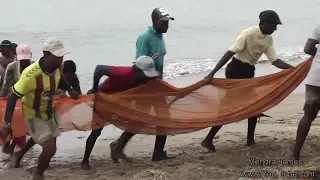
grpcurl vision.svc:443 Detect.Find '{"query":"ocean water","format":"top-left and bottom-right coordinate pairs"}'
top-left (0, 0), bottom-right (318, 90)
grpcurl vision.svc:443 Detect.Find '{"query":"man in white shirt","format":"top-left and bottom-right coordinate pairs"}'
top-left (292, 25), bottom-right (320, 160)
top-left (202, 10), bottom-right (294, 152)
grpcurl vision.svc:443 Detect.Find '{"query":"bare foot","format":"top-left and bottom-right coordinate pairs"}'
top-left (14, 151), bottom-right (23, 168)
top-left (246, 140), bottom-right (255, 146)
top-left (201, 141), bottom-right (216, 152)
top-left (152, 151), bottom-right (175, 162)
top-left (109, 141), bottom-right (132, 163)
top-left (119, 152), bottom-right (132, 163)
top-left (110, 141), bottom-right (119, 163)
top-left (81, 162), bottom-right (91, 170)
top-left (32, 174), bottom-right (44, 180)
top-left (291, 151), bottom-right (300, 160)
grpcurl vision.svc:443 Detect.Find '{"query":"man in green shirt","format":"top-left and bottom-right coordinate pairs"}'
top-left (135, 7), bottom-right (173, 78)
top-left (110, 7), bottom-right (175, 163)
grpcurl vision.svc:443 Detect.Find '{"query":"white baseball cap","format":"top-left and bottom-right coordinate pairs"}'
top-left (134, 56), bottom-right (159, 77)
top-left (16, 44), bottom-right (32, 60)
top-left (42, 37), bottom-right (69, 57)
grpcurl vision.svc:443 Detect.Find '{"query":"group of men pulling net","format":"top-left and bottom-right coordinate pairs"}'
top-left (0, 7), bottom-right (317, 180)
top-left (0, 55), bottom-right (312, 164)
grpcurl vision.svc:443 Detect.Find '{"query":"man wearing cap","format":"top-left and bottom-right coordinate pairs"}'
top-left (11, 60), bottom-right (83, 169)
top-left (132, 7), bottom-right (175, 161)
top-left (0, 45), bottom-right (33, 97)
top-left (0, 38), bottom-right (79, 180)
top-left (136, 7), bottom-right (174, 78)
top-left (292, 25), bottom-right (320, 160)
top-left (11, 43), bottom-right (18, 57)
top-left (81, 56), bottom-right (163, 169)
top-left (0, 40), bottom-right (16, 69)
top-left (202, 10), bottom-right (294, 152)
top-left (0, 44), bottom-right (34, 155)
top-left (0, 40), bottom-right (16, 87)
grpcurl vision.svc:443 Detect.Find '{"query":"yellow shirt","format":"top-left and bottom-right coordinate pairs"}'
top-left (12, 59), bottom-right (61, 120)
top-left (229, 26), bottom-right (278, 65)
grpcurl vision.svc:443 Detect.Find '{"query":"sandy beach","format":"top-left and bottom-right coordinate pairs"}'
top-left (1, 67), bottom-right (319, 180)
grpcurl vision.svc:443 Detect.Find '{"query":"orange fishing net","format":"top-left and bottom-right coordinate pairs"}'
top-left (0, 95), bottom-right (108, 145)
top-left (94, 58), bottom-right (311, 135)
top-left (0, 58), bottom-right (312, 145)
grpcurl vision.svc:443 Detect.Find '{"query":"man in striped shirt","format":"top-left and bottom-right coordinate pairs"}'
top-left (0, 38), bottom-right (79, 180)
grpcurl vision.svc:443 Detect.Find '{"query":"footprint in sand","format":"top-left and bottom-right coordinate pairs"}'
top-left (213, 135), bottom-right (220, 139)
top-left (258, 135), bottom-right (268, 138)
top-left (226, 139), bottom-right (234, 142)
top-left (276, 119), bottom-right (285, 124)
top-left (0, 156), bottom-right (11, 163)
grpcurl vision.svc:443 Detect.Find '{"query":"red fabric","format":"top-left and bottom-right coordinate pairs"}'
top-left (14, 136), bottom-right (26, 149)
top-left (98, 66), bottom-right (135, 93)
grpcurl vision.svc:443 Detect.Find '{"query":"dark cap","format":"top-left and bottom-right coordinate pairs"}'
top-left (0, 40), bottom-right (12, 50)
top-left (259, 10), bottom-right (282, 25)
top-left (11, 43), bottom-right (18, 49)
top-left (152, 7), bottom-right (174, 21)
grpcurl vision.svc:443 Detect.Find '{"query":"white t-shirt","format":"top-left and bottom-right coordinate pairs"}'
top-left (228, 26), bottom-right (278, 65)
top-left (306, 25), bottom-right (320, 87)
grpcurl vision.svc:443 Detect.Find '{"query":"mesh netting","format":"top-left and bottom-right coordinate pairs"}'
top-left (0, 58), bottom-right (312, 145)
top-left (94, 58), bottom-right (311, 134)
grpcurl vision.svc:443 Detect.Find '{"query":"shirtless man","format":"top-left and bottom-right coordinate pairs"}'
top-left (292, 24), bottom-right (320, 160)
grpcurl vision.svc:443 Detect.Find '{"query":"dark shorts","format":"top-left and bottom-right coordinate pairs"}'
top-left (303, 84), bottom-right (320, 112)
top-left (225, 57), bottom-right (255, 79)
top-left (225, 58), bottom-right (258, 120)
